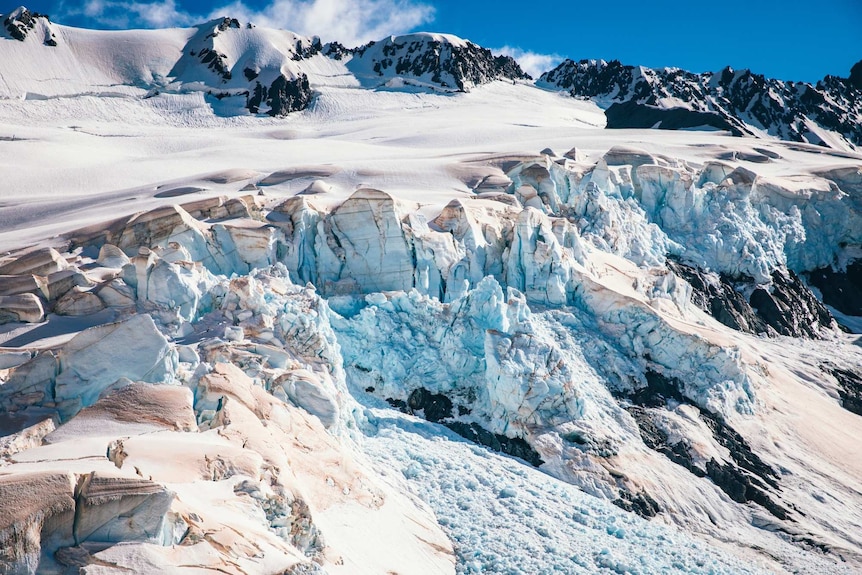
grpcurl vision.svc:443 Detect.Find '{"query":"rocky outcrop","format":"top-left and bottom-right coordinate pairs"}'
top-left (668, 260), bottom-right (834, 338)
top-left (2, 7), bottom-right (57, 46)
top-left (539, 59), bottom-right (862, 149)
top-left (850, 60), bottom-right (862, 90)
top-left (248, 73), bottom-right (312, 116)
top-left (349, 33), bottom-right (528, 91)
top-left (622, 371), bottom-right (788, 520)
top-left (749, 268), bottom-right (833, 338)
top-left (807, 260), bottom-right (862, 317)
top-left (384, 386), bottom-right (545, 466)
top-left (169, 17), bottom-right (317, 116)
top-left (667, 259), bottom-right (767, 334)
top-left (827, 366), bottom-right (862, 416)
top-left (605, 99), bottom-right (739, 134)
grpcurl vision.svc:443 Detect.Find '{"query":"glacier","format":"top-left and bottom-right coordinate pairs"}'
top-left (1, 8), bottom-right (862, 575)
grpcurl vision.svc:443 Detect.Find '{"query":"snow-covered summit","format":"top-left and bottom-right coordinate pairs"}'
top-left (1, 5), bottom-right (57, 45)
top-left (539, 58), bottom-right (862, 151)
top-left (347, 32), bottom-right (529, 91)
top-left (167, 16), bottom-right (324, 115)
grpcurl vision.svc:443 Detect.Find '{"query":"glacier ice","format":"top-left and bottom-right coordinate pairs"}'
top-left (0, 113), bottom-right (860, 573)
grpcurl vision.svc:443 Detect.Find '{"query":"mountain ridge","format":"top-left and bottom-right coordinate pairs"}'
top-left (539, 57), bottom-right (862, 151)
top-left (2, 5), bottom-right (859, 152)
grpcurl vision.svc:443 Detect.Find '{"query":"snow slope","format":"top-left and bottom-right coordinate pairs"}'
top-left (1, 10), bottom-right (862, 575)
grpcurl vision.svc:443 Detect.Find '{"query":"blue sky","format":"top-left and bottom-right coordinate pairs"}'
top-left (11, 0), bottom-right (862, 81)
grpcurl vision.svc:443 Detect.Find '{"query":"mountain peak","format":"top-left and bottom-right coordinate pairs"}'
top-left (350, 33), bottom-right (528, 91)
top-left (541, 58), bottom-right (862, 150)
top-left (3, 5), bottom-right (56, 45)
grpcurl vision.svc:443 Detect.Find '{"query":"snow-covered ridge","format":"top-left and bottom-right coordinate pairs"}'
top-left (539, 58), bottom-right (862, 152)
top-left (0, 9), bottom-right (525, 115)
top-left (346, 32), bottom-right (528, 91)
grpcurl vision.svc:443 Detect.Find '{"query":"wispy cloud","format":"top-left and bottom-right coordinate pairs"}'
top-left (61, 0), bottom-right (435, 47)
top-left (496, 46), bottom-right (564, 80)
top-left (210, 0), bottom-right (434, 46)
top-left (65, 0), bottom-right (196, 28)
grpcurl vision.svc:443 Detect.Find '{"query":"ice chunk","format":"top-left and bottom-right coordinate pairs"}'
top-left (0, 293), bottom-right (44, 324)
top-left (52, 314), bottom-right (176, 419)
top-left (328, 189), bottom-right (415, 294)
top-left (276, 369), bottom-right (339, 429)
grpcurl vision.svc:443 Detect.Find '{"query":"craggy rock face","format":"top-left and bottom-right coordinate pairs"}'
top-left (540, 59), bottom-right (862, 149)
top-left (349, 33), bottom-right (529, 91)
top-left (248, 73), bottom-right (312, 116)
top-left (668, 260), bottom-right (834, 338)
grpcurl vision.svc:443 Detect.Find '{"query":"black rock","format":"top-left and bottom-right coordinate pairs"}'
top-left (669, 259), bottom-right (833, 338)
top-left (206, 17), bottom-right (240, 38)
top-left (665, 261), bottom-right (738, 330)
top-left (612, 489), bottom-right (661, 519)
top-left (826, 366), bottom-right (862, 416)
top-left (627, 369), bottom-right (685, 407)
top-left (248, 74), bottom-right (312, 116)
top-left (407, 387), bottom-right (453, 422)
top-left (380, 384), bottom-right (544, 466)
top-left (3, 7), bottom-right (51, 44)
top-left (385, 397), bottom-right (410, 413)
top-left (807, 261), bottom-right (862, 318)
top-left (621, 371), bottom-right (788, 520)
top-left (749, 269), bottom-right (833, 338)
top-left (699, 410), bottom-right (779, 490)
top-left (197, 47), bottom-right (232, 80)
top-left (605, 100), bottom-right (740, 134)
top-left (323, 41), bottom-right (352, 60)
top-left (849, 60), bottom-right (862, 90)
top-left (352, 35), bottom-right (529, 91)
top-left (626, 406), bottom-right (703, 476)
top-left (445, 421), bottom-right (544, 467)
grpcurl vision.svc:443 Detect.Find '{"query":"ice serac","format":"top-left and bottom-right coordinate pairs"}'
top-left (0, 247), bottom-right (68, 276)
top-left (327, 189), bottom-right (415, 294)
top-left (73, 473), bottom-right (174, 546)
top-left (0, 314), bottom-right (176, 419)
top-left (0, 470), bottom-right (173, 575)
top-left (52, 314), bottom-right (175, 419)
top-left (0, 293), bottom-right (44, 324)
top-left (539, 58), bottom-right (862, 150)
top-left (348, 33), bottom-right (528, 91)
top-left (0, 471), bottom-right (76, 574)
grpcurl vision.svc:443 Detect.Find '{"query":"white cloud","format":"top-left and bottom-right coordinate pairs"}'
top-left (66, 0), bottom-right (196, 28)
top-left (64, 0), bottom-right (435, 47)
top-left (207, 0), bottom-right (435, 47)
top-left (496, 46), bottom-right (564, 80)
